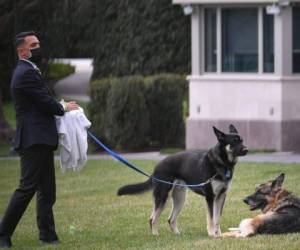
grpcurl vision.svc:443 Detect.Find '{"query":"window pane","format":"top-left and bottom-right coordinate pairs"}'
top-left (263, 10), bottom-right (274, 73)
top-left (222, 8), bottom-right (258, 72)
top-left (205, 8), bottom-right (217, 72)
top-left (293, 6), bottom-right (300, 73)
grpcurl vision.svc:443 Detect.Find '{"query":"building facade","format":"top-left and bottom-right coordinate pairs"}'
top-left (173, 0), bottom-right (300, 151)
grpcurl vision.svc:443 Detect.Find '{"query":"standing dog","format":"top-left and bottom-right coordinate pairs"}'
top-left (222, 173), bottom-right (300, 237)
top-left (117, 125), bottom-right (248, 236)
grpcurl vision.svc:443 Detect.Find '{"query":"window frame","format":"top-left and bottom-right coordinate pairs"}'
top-left (203, 5), bottom-right (274, 75)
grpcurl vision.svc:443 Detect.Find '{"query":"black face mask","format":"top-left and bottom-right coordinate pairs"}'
top-left (30, 47), bottom-right (43, 65)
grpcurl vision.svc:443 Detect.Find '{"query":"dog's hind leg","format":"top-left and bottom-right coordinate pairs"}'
top-left (149, 185), bottom-right (170, 235)
top-left (168, 181), bottom-right (187, 234)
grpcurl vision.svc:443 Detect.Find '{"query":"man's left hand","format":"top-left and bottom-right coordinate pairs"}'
top-left (66, 101), bottom-right (79, 111)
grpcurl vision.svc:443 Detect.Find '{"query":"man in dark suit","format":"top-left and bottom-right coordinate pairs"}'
top-left (0, 31), bottom-right (78, 248)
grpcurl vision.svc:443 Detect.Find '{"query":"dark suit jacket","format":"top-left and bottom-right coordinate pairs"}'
top-left (10, 60), bottom-right (65, 151)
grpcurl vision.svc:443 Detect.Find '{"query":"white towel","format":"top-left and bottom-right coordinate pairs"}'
top-left (55, 108), bottom-right (91, 172)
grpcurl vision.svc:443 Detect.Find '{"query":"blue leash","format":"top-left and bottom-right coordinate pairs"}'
top-left (88, 131), bottom-right (215, 187)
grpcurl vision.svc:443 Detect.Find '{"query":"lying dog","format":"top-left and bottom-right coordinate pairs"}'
top-left (117, 125), bottom-right (248, 236)
top-left (222, 173), bottom-right (300, 237)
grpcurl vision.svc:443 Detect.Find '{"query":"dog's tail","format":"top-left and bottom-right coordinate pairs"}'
top-left (117, 178), bottom-right (152, 196)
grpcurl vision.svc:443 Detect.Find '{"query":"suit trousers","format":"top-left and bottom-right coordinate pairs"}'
top-left (0, 145), bottom-right (58, 241)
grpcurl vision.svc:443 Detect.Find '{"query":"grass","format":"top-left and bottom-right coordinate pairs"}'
top-left (0, 102), bottom-right (15, 157)
top-left (3, 101), bottom-right (16, 129)
top-left (160, 148), bottom-right (186, 154)
top-left (0, 160), bottom-right (300, 249)
top-left (0, 143), bottom-right (11, 157)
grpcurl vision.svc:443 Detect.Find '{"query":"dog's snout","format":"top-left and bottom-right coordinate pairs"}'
top-left (241, 146), bottom-right (248, 155)
top-left (243, 197), bottom-right (250, 204)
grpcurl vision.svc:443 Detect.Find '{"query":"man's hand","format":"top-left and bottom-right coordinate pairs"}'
top-left (66, 101), bottom-right (79, 111)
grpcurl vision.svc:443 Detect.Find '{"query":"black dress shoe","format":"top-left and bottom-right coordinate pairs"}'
top-left (0, 236), bottom-right (12, 248)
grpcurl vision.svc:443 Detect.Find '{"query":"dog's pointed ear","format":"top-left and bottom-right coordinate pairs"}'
top-left (213, 126), bottom-right (225, 142)
top-left (229, 124), bottom-right (238, 134)
top-left (272, 173), bottom-right (285, 189)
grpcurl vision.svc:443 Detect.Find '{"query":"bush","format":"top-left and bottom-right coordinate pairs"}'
top-left (88, 74), bottom-right (186, 151)
top-left (145, 74), bottom-right (186, 148)
top-left (106, 76), bottom-right (150, 150)
top-left (92, 1), bottom-right (190, 79)
top-left (45, 62), bottom-right (75, 81)
top-left (88, 78), bottom-right (115, 147)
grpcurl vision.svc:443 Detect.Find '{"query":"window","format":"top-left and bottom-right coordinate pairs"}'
top-left (203, 7), bottom-right (275, 74)
top-left (263, 10), bottom-right (274, 73)
top-left (222, 9), bottom-right (258, 72)
top-left (205, 8), bottom-right (217, 72)
top-left (293, 7), bottom-right (300, 73)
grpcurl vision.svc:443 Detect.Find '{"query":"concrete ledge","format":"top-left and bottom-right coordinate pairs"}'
top-left (186, 118), bottom-right (300, 152)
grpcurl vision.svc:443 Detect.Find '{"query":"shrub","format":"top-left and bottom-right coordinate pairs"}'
top-left (92, 0), bottom-right (190, 79)
top-left (105, 76), bottom-right (150, 150)
top-left (88, 78), bottom-right (116, 147)
top-left (45, 62), bottom-right (75, 81)
top-left (145, 74), bottom-right (186, 148)
top-left (88, 74), bottom-right (186, 151)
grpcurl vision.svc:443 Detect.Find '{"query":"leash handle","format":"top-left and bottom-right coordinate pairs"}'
top-left (88, 130), bottom-right (215, 187)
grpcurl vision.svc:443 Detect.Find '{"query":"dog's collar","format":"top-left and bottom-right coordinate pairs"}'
top-left (225, 170), bottom-right (231, 180)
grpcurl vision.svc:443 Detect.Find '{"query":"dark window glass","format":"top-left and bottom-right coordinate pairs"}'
top-left (205, 8), bottom-right (217, 72)
top-left (263, 10), bottom-right (274, 73)
top-left (293, 7), bottom-right (300, 73)
top-left (222, 8), bottom-right (258, 72)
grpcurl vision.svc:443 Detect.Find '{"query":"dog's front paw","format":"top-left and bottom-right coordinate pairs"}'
top-left (207, 228), bottom-right (221, 237)
top-left (150, 219), bottom-right (159, 235)
top-left (221, 231), bottom-right (240, 237)
top-left (214, 227), bottom-right (222, 237)
top-left (152, 230), bottom-right (159, 236)
top-left (207, 224), bottom-right (215, 236)
top-left (168, 219), bottom-right (181, 235)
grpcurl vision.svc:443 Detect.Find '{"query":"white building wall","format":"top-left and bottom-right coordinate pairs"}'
top-left (183, 4), bottom-right (300, 151)
top-left (188, 75), bottom-right (282, 121)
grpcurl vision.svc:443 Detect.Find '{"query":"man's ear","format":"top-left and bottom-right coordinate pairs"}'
top-left (271, 173), bottom-right (285, 189)
top-left (229, 124), bottom-right (238, 134)
top-left (213, 126), bottom-right (225, 143)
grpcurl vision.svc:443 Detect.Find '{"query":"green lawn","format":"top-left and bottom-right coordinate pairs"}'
top-left (3, 102), bottom-right (16, 129)
top-left (0, 160), bottom-right (300, 250)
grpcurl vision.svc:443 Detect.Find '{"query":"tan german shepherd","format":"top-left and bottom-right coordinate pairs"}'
top-left (223, 173), bottom-right (300, 237)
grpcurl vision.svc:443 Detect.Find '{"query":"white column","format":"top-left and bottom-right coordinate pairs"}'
top-left (191, 6), bottom-right (201, 75)
top-left (274, 6), bottom-right (292, 76)
top-left (258, 7), bottom-right (263, 74)
top-left (216, 7), bottom-right (222, 74)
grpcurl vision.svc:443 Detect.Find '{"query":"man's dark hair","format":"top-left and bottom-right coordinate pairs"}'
top-left (15, 31), bottom-right (36, 47)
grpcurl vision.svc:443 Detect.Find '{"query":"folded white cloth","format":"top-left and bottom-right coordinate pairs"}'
top-left (55, 108), bottom-right (91, 172)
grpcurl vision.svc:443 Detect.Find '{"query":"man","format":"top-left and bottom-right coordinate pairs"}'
top-left (0, 31), bottom-right (78, 248)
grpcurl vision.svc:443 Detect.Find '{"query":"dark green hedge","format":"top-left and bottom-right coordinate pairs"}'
top-left (144, 74), bottom-right (186, 148)
top-left (88, 74), bottom-right (186, 151)
top-left (92, 0), bottom-right (190, 79)
top-left (0, 0), bottom-right (190, 102)
top-left (45, 63), bottom-right (75, 81)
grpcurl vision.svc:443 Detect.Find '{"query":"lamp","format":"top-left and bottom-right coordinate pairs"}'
top-left (266, 3), bottom-right (281, 15)
top-left (182, 4), bottom-right (193, 15)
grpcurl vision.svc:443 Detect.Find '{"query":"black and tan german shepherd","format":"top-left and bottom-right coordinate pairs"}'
top-left (222, 173), bottom-right (300, 237)
top-left (117, 125), bottom-right (248, 236)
